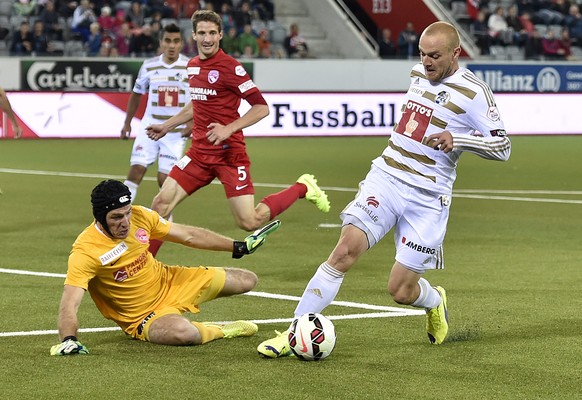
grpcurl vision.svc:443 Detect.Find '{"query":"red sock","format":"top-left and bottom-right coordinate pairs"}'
top-left (261, 182), bottom-right (307, 219)
top-left (149, 239), bottom-right (164, 257)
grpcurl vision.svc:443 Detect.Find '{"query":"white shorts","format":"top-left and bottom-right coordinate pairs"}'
top-left (130, 130), bottom-right (187, 174)
top-left (340, 165), bottom-right (450, 273)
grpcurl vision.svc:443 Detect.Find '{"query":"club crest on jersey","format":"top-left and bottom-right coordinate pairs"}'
top-left (235, 65), bottom-right (247, 76)
top-left (135, 228), bottom-right (148, 244)
top-left (487, 106), bottom-right (500, 121)
top-left (435, 91), bottom-right (450, 105)
top-left (208, 70), bottom-right (219, 84)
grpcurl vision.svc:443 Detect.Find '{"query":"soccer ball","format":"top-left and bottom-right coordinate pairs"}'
top-left (288, 313), bottom-right (336, 361)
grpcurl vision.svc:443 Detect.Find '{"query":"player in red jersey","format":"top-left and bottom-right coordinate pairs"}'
top-left (146, 10), bottom-right (330, 256)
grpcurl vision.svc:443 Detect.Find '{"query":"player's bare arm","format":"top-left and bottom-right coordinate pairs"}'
top-left (121, 92), bottom-right (142, 140)
top-left (163, 222), bottom-right (237, 251)
top-left (206, 103), bottom-right (269, 145)
top-left (147, 103), bottom-right (194, 141)
top-left (426, 130), bottom-right (454, 153)
top-left (56, 284), bottom-right (85, 340)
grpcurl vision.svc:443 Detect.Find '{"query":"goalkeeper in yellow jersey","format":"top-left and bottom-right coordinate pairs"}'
top-left (50, 179), bottom-right (280, 356)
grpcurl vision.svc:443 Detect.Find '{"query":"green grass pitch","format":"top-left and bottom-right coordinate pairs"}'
top-left (0, 136), bottom-right (581, 399)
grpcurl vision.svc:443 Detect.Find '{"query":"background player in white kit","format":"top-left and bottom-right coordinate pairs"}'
top-left (258, 21), bottom-right (512, 357)
top-left (120, 23), bottom-right (192, 203)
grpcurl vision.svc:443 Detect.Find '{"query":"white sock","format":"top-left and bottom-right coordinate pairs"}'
top-left (124, 180), bottom-right (139, 203)
top-left (294, 262), bottom-right (345, 318)
top-left (411, 277), bottom-right (441, 309)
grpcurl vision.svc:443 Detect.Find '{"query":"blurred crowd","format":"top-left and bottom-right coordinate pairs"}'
top-left (467, 0), bottom-right (582, 60)
top-left (1, 0), bottom-right (310, 59)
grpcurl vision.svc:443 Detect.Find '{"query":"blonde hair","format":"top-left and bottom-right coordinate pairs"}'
top-left (422, 21), bottom-right (460, 51)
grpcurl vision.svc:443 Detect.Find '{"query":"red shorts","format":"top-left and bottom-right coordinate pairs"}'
top-left (169, 149), bottom-right (255, 198)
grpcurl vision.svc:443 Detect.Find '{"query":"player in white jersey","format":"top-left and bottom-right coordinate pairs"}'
top-left (257, 21), bottom-right (512, 357)
top-left (120, 23), bottom-right (192, 203)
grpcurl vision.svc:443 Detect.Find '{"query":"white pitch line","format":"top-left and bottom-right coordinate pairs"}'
top-left (1, 168), bottom-right (581, 204)
top-left (0, 267), bottom-right (423, 338)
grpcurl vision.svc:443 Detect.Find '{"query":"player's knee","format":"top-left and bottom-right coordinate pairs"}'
top-left (170, 325), bottom-right (200, 346)
top-left (239, 270), bottom-right (258, 292)
top-left (236, 217), bottom-right (261, 232)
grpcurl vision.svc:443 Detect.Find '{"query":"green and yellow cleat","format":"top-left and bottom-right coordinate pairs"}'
top-left (426, 286), bottom-right (449, 345)
top-left (203, 320), bottom-right (258, 339)
top-left (257, 330), bottom-right (294, 358)
top-left (297, 174), bottom-right (330, 213)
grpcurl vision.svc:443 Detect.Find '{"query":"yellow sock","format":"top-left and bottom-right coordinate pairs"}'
top-left (191, 321), bottom-right (224, 344)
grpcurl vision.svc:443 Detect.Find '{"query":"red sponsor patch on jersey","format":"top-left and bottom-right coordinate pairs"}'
top-left (157, 85), bottom-right (179, 107)
top-left (135, 228), bottom-right (149, 244)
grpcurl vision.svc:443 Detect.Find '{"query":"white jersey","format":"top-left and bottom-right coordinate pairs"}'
top-left (133, 54), bottom-right (190, 133)
top-left (372, 63), bottom-right (511, 195)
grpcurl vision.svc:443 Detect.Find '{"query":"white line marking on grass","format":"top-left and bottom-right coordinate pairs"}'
top-left (318, 223), bottom-right (342, 228)
top-left (0, 267), bottom-right (423, 338)
top-left (1, 168), bottom-right (581, 205)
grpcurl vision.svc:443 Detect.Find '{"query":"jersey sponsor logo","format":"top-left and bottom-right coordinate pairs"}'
top-left (435, 91), bottom-right (450, 105)
top-left (189, 87), bottom-right (217, 101)
top-left (394, 100), bottom-right (432, 143)
top-left (487, 106), bottom-right (500, 121)
top-left (238, 79), bottom-right (256, 94)
top-left (489, 129), bottom-right (507, 137)
top-left (208, 70), bottom-right (219, 84)
top-left (235, 65), bottom-right (247, 77)
top-left (187, 67), bottom-right (200, 75)
top-left (366, 196), bottom-right (379, 208)
top-left (99, 242), bottom-right (128, 265)
top-left (176, 155), bottom-right (191, 170)
top-left (401, 236), bottom-right (436, 254)
top-left (158, 85), bottom-right (179, 107)
top-left (123, 250), bottom-right (148, 278)
top-left (354, 201), bottom-right (379, 222)
top-left (135, 228), bottom-right (149, 244)
top-left (113, 268), bottom-right (128, 282)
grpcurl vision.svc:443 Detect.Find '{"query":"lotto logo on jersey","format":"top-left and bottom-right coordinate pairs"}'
top-left (394, 100), bottom-right (432, 143)
top-left (158, 85), bottom-right (179, 107)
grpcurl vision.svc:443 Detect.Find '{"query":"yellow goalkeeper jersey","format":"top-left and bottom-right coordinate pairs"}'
top-left (66, 205), bottom-right (172, 325)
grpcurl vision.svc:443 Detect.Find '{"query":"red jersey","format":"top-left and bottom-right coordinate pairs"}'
top-left (186, 49), bottom-right (261, 154)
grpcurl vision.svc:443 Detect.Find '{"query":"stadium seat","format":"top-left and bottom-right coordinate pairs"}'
top-left (506, 45), bottom-right (524, 60)
top-left (489, 45), bottom-right (507, 60)
top-left (0, 1), bottom-right (12, 17)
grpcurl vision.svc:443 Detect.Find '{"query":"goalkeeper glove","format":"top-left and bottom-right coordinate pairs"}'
top-left (50, 336), bottom-right (89, 356)
top-left (232, 220), bottom-right (281, 259)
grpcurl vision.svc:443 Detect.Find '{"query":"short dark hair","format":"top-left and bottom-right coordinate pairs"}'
top-left (191, 10), bottom-right (222, 33)
top-left (163, 22), bottom-right (181, 35)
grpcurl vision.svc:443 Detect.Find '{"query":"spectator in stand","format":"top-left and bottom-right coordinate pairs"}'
top-left (220, 2), bottom-right (234, 31)
top-left (518, 11), bottom-right (535, 36)
top-left (257, 28), bottom-right (272, 58)
top-left (238, 23), bottom-right (258, 57)
top-left (115, 22), bottom-right (132, 56)
top-left (535, 0), bottom-right (566, 25)
top-left (130, 23), bottom-right (157, 57)
top-left (233, 0), bottom-right (253, 33)
top-left (541, 28), bottom-right (571, 60)
top-left (221, 25), bottom-right (240, 57)
top-left (565, 4), bottom-right (582, 45)
top-left (71, 0), bottom-right (97, 42)
top-left (112, 9), bottom-right (127, 36)
top-left (284, 22), bottom-right (309, 58)
top-left (86, 21), bottom-right (102, 56)
top-left (13, 0), bottom-right (36, 17)
top-left (397, 22), bottom-right (419, 58)
top-left (506, 4), bottom-right (528, 46)
top-left (378, 27), bottom-right (397, 58)
top-left (99, 31), bottom-right (116, 56)
top-left (10, 20), bottom-right (33, 56)
top-left (151, 20), bottom-right (162, 54)
top-left (98, 5), bottom-right (117, 32)
top-left (32, 20), bottom-right (49, 55)
top-left (471, 9), bottom-right (492, 55)
top-left (58, 0), bottom-right (78, 19)
top-left (253, 0), bottom-right (274, 21)
top-left (148, 0), bottom-right (175, 19)
top-left (127, 1), bottom-right (146, 28)
top-left (559, 28), bottom-right (574, 60)
top-left (488, 6), bottom-right (513, 45)
top-left (38, 0), bottom-right (64, 41)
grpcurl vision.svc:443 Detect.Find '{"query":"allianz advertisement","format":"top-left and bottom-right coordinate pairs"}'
top-left (467, 64), bottom-right (582, 92)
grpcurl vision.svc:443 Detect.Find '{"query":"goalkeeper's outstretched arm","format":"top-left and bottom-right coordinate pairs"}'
top-left (50, 285), bottom-right (89, 355)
